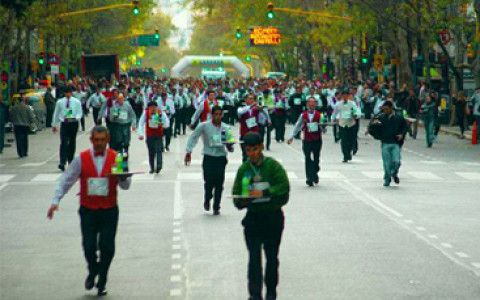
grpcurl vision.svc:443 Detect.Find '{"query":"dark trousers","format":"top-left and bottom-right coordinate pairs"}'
top-left (364, 102), bottom-right (372, 119)
top-left (243, 210), bottom-right (284, 299)
top-left (353, 121), bottom-right (359, 153)
top-left (92, 108), bottom-right (101, 125)
top-left (79, 206), bottom-right (119, 290)
top-left (340, 125), bottom-right (356, 161)
top-left (60, 122), bottom-right (79, 165)
top-left (259, 125), bottom-right (272, 150)
top-left (202, 155), bottom-right (227, 211)
top-left (275, 114), bottom-right (286, 142)
top-left (457, 114), bottom-right (465, 135)
top-left (46, 109), bottom-right (54, 128)
top-left (164, 122), bottom-right (172, 149)
top-left (240, 136), bottom-right (247, 163)
top-left (0, 122), bottom-right (5, 153)
top-left (146, 135), bottom-right (163, 170)
top-left (110, 123), bottom-right (131, 154)
top-left (13, 125), bottom-right (30, 157)
top-left (302, 140), bottom-right (322, 182)
top-left (179, 108), bottom-right (188, 134)
top-left (173, 114), bottom-right (182, 136)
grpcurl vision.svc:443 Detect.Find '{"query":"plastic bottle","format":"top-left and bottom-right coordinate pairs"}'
top-left (403, 110), bottom-right (408, 119)
top-left (114, 153), bottom-right (123, 174)
top-left (241, 175), bottom-right (250, 197)
top-left (122, 151), bottom-right (129, 172)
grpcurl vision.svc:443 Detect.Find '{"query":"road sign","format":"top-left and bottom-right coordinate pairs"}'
top-left (250, 27), bottom-right (281, 46)
top-left (136, 35), bottom-right (159, 47)
top-left (373, 54), bottom-right (385, 72)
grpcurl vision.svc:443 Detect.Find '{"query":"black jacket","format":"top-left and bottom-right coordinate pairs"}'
top-left (369, 112), bottom-right (407, 145)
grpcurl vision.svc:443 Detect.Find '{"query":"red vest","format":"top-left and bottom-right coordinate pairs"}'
top-left (302, 110), bottom-right (322, 142)
top-left (145, 109), bottom-right (164, 136)
top-left (79, 149), bottom-right (118, 210)
top-left (239, 106), bottom-right (260, 137)
top-left (200, 100), bottom-right (215, 122)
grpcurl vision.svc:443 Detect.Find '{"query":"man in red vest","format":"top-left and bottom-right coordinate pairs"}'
top-left (238, 93), bottom-right (261, 162)
top-left (47, 126), bottom-right (132, 296)
top-left (288, 97), bottom-right (326, 186)
top-left (190, 90), bottom-right (218, 127)
top-left (138, 101), bottom-right (170, 173)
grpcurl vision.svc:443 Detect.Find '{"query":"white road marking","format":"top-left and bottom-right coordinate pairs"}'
top-left (133, 173), bottom-right (155, 181)
top-left (416, 227), bottom-right (426, 231)
top-left (441, 243), bottom-right (453, 249)
top-left (171, 264), bottom-right (182, 270)
top-left (0, 183), bottom-right (6, 192)
top-left (173, 236), bottom-right (181, 242)
top-left (21, 162), bottom-right (47, 167)
top-left (173, 221), bottom-right (181, 226)
top-left (174, 180), bottom-right (183, 220)
top-left (171, 275), bottom-right (181, 282)
top-left (472, 263), bottom-right (480, 269)
top-left (0, 164), bottom-right (5, 168)
top-left (172, 244), bottom-right (181, 250)
top-left (455, 252), bottom-right (470, 258)
top-left (177, 173), bottom-right (202, 180)
top-left (172, 253), bottom-right (182, 259)
top-left (428, 234), bottom-right (438, 239)
top-left (31, 174), bottom-right (61, 182)
top-left (173, 228), bottom-right (181, 234)
top-left (420, 160), bottom-right (446, 165)
top-left (170, 289), bottom-right (182, 296)
top-left (455, 172), bottom-right (480, 180)
top-left (361, 171), bottom-right (384, 179)
top-left (404, 220), bottom-right (413, 224)
top-left (319, 172), bottom-right (346, 179)
top-left (287, 171), bottom-right (298, 179)
top-left (407, 172), bottom-right (442, 180)
top-left (461, 162), bottom-right (480, 166)
top-left (0, 174), bottom-right (15, 182)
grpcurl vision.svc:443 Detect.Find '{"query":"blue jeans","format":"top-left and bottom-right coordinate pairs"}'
top-left (382, 143), bottom-right (401, 182)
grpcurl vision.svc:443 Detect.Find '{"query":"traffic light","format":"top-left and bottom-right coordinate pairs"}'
top-left (235, 27), bottom-right (242, 39)
top-left (136, 59), bottom-right (141, 66)
top-left (132, 0), bottom-right (140, 15)
top-left (39, 58), bottom-right (45, 65)
top-left (154, 28), bottom-right (160, 39)
top-left (267, 2), bottom-right (274, 19)
top-left (245, 56), bottom-right (252, 62)
top-left (361, 50), bottom-right (368, 64)
top-left (39, 52), bottom-right (45, 65)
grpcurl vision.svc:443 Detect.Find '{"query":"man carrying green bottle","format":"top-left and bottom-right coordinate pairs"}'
top-left (232, 132), bottom-right (290, 300)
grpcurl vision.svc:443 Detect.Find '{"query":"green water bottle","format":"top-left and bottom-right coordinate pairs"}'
top-left (114, 153), bottom-right (123, 174)
top-left (241, 175), bottom-right (250, 197)
top-left (403, 110), bottom-right (408, 119)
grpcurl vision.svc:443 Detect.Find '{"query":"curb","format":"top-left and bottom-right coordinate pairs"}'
top-left (417, 122), bottom-right (473, 140)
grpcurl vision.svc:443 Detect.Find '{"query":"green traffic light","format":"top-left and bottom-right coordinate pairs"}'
top-left (154, 33), bottom-right (160, 39)
top-left (267, 12), bottom-right (274, 19)
top-left (39, 58), bottom-right (44, 65)
top-left (246, 56), bottom-right (252, 62)
top-left (161, 68), bottom-right (166, 73)
top-left (236, 32), bottom-right (242, 39)
top-left (132, 7), bottom-right (140, 15)
top-left (136, 60), bottom-right (141, 66)
top-left (362, 58), bottom-right (368, 64)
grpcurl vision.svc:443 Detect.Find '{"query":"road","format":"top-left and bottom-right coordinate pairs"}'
top-left (1, 118), bottom-right (479, 299)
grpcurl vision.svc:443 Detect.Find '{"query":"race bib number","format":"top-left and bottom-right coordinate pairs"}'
top-left (87, 178), bottom-right (109, 197)
top-left (308, 122), bottom-right (319, 132)
top-left (148, 118), bottom-right (159, 128)
top-left (276, 101), bottom-right (284, 109)
top-left (294, 98), bottom-right (302, 105)
top-left (119, 110), bottom-right (128, 120)
top-left (246, 117), bottom-right (257, 129)
top-left (342, 110), bottom-right (352, 119)
top-left (210, 134), bottom-right (223, 147)
top-left (217, 100), bottom-right (224, 108)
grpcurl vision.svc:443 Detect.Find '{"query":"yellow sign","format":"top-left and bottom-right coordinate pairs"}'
top-left (250, 27), bottom-right (281, 46)
top-left (374, 54), bottom-right (385, 72)
top-left (1, 82), bottom-right (7, 90)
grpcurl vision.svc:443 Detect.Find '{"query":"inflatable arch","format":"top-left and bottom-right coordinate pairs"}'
top-left (170, 55), bottom-right (250, 78)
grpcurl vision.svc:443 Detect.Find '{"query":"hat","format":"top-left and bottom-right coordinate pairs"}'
top-left (243, 132), bottom-right (263, 146)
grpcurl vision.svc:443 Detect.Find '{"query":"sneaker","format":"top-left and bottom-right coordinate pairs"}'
top-left (204, 201), bottom-right (210, 211)
top-left (383, 180), bottom-right (391, 187)
top-left (155, 167), bottom-right (162, 174)
top-left (313, 176), bottom-right (319, 184)
top-left (306, 180), bottom-right (314, 187)
top-left (58, 164), bottom-right (65, 171)
top-left (149, 169), bottom-right (154, 174)
top-left (213, 210), bottom-right (220, 215)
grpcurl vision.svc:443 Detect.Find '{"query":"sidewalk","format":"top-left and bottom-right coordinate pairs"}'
top-left (414, 120), bottom-right (473, 141)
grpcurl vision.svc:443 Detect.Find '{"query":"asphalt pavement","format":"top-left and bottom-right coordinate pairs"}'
top-left (1, 118), bottom-right (479, 300)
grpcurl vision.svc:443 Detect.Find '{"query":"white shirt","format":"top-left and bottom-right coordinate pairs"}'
top-left (52, 96), bottom-right (83, 127)
top-left (86, 93), bottom-right (106, 109)
top-left (51, 149), bottom-right (131, 205)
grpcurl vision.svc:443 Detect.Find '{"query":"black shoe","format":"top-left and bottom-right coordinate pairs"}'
top-left (353, 149), bottom-right (358, 155)
top-left (393, 175), bottom-right (400, 184)
top-left (155, 167), bottom-right (161, 174)
top-left (342, 159), bottom-right (348, 163)
top-left (213, 210), bottom-right (220, 215)
top-left (166, 147), bottom-right (170, 152)
top-left (97, 287), bottom-right (107, 296)
top-left (58, 164), bottom-right (65, 171)
top-left (306, 180), bottom-right (314, 187)
top-left (204, 201), bottom-right (210, 211)
top-left (313, 176), bottom-right (319, 184)
top-left (384, 180), bottom-right (391, 187)
top-left (85, 274), bottom-right (96, 290)
top-left (149, 169), bottom-right (154, 174)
